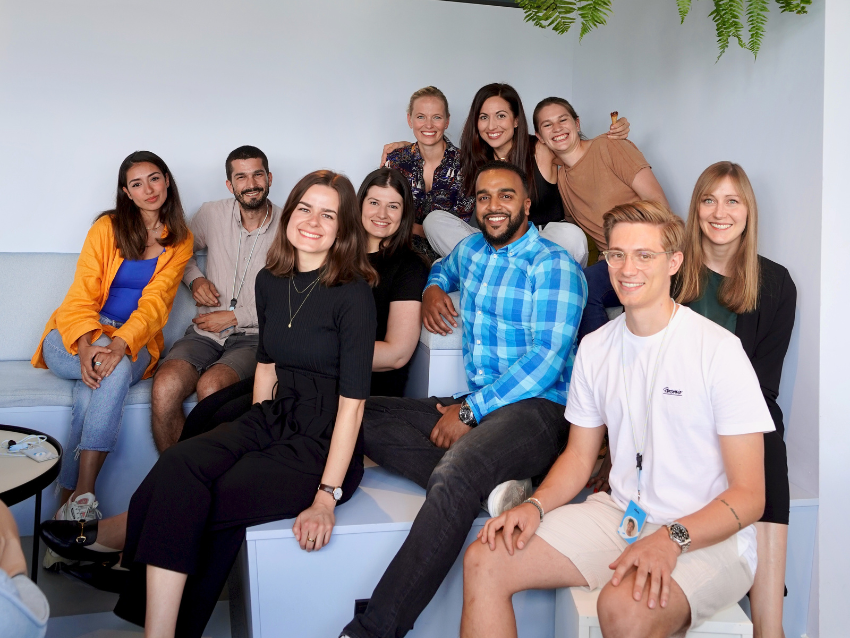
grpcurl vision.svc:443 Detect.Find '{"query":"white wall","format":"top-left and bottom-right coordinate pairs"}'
top-left (568, 0), bottom-right (824, 499)
top-left (818, 1), bottom-right (850, 636)
top-left (0, 0), bottom-right (571, 252)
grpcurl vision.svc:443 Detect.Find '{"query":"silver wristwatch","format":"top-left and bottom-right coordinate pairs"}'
top-left (458, 400), bottom-right (478, 427)
top-left (666, 522), bottom-right (691, 554)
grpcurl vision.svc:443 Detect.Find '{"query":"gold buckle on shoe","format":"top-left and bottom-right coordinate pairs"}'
top-left (76, 520), bottom-right (86, 544)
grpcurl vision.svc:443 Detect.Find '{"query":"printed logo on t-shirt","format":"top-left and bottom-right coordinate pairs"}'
top-left (662, 387), bottom-right (682, 396)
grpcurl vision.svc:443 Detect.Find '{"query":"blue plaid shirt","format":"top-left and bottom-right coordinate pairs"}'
top-left (426, 224), bottom-right (587, 421)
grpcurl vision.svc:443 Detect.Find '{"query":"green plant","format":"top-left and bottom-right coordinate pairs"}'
top-left (514, 0), bottom-right (812, 59)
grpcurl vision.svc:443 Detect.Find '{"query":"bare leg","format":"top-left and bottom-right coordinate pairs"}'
top-left (151, 360), bottom-right (198, 453)
top-left (93, 511), bottom-right (128, 550)
top-left (145, 564), bottom-right (188, 638)
top-left (750, 521), bottom-right (788, 638)
top-left (195, 363), bottom-right (239, 402)
top-left (74, 450), bottom-right (108, 497)
top-left (461, 530), bottom-right (588, 638)
top-left (597, 570), bottom-right (691, 638)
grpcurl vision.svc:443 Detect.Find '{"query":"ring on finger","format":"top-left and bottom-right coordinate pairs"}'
top-left (307, 536), bottom-right (315, 543)
top-left (94, 361), bottom-right (102, 366)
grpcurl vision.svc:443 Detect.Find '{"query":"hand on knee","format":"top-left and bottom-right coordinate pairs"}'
top-left (598, 576), bottom-right (673, 638)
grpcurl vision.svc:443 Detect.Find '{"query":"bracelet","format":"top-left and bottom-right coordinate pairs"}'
top-left (523, 497), bottom-right (544, 522)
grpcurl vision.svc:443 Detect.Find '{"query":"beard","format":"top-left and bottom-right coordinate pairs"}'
top-left (478, 210), bottom-right (527, 247)
top-left (235, 186), bottom-right (269, 210)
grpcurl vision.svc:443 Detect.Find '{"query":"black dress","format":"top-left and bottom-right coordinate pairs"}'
top-left (369, 247), bottom-right (430, 397)
top-left (114, 268), bottom-right (376, 637)
top-left (180, 247), bottom-right (430, 440)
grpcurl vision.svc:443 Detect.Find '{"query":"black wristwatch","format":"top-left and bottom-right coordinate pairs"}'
top-left (458, 400), bottom-right (478, 427)
top-left (666, 522), bottom-right (691, 554)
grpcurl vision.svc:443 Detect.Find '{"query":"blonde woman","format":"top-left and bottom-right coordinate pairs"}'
top-left (677, 161), bottom-right (796, 638)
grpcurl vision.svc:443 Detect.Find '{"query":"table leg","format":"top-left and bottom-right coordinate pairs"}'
top-left (31, 490), bottom-right (41, 583)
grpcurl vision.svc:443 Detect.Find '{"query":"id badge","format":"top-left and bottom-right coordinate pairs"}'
top-left (617, 500), bottom-right (648, 544)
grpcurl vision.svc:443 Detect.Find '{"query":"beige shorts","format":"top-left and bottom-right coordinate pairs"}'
top-left (535, 493), bottom-right (754, 630)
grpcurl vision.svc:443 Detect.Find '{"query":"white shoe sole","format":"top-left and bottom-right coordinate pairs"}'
top-left (485, 478), bottom-right (533, 517)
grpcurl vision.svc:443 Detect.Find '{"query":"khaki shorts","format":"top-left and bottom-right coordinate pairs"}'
top-left (535, 492), bottom-right (754, 630)
top-left (162, 326), bottom-right (258, 380)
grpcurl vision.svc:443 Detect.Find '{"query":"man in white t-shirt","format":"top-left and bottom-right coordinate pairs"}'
top-left (460, 201), bottom-right (774, 638)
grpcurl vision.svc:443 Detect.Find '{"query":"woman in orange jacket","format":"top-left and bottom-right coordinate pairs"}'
top-left (32, 151), bottom-right (193, 549)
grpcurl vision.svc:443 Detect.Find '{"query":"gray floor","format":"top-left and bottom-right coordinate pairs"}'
top-left (20, 535), bottom-right (232, 638)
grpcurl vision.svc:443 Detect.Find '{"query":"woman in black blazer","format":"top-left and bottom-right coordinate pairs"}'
top-left (677, 161), bottom-right (796, 638)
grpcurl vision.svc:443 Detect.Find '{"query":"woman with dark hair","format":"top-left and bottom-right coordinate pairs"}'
top-left (677, 162), bottom-right (795, 638)
top-left (385, 83), bottom-right (629, 263)
top-left (107, 170), bottom-right (376, 637)
top-left (532, 97), bottom-right (668, 341)
top-left (359, 167), bottom-right (430, 396)
top-left (31, 151), bottom-right (192, 559)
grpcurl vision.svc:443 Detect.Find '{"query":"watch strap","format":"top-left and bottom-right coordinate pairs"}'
top-left (318, 483), bottom-right (342, 502)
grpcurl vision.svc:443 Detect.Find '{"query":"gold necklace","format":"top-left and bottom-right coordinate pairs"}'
top-left (287, 275), bottom-right (321, 328)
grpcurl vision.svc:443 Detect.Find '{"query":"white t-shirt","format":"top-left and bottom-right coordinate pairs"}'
top-left (566, 306), bottom-right (774, 573)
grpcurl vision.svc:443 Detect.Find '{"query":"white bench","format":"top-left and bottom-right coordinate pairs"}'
top-left (556, 587), bottom-right (753, 638)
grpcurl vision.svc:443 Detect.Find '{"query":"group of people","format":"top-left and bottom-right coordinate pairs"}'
top-left (18, 82), bottom-right (794, 638)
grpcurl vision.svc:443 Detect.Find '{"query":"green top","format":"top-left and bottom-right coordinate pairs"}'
top-left (688, 268), bottom-right (738, 333)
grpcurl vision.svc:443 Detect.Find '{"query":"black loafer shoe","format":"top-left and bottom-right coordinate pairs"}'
top-left (40, 519), bottom-right (121, 562)
top-left (59, 561), bottom-right (127, 593)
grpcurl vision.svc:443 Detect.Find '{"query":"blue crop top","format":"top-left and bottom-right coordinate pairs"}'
top-left (100, 256), bottom-right (159, 323)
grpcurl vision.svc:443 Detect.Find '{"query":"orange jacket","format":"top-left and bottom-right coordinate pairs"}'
top-left (31, 215), bottom-right (194, 379)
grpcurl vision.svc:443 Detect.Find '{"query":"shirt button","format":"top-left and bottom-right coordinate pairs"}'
top-left (479, 369), bottom-right (484, 374)
top-left (477, 310), bottom-right (482, 315)
top-left (476, 340), bottom-right (481, 345)
top-left (482, 283), bottom-right (487, 287)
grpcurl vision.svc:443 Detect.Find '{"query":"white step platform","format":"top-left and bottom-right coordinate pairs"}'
top-left (555, 587), bottom-right (752, 638)
top-left (233, 465), bottom-right (557, 638)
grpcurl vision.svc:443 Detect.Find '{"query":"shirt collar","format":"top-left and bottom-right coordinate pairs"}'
top-left (484, 222), bottom-right (538, 257)
top-left (231, 200), bottom-right (276, 235)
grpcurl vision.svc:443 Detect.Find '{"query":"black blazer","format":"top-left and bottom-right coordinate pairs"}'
top-left (734, 256), bottom-right (797, 437)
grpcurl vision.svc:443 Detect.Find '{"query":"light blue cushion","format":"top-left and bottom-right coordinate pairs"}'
top-left (0, 361), bottom-right (75, 407)
top-left (418, 291), bottom-right (463, 350)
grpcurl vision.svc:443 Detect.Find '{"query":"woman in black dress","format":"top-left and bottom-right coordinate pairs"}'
top-left (113, 170), bottom-right (377, 637)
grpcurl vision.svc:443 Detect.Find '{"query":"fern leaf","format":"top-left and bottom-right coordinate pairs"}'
top-left (577, 0), bottom-right (613, 40)
top-left (774, 0), bottom-right (811, 15)
top-left (516, 0), bottom-right (578, 35)
top-left (709, 0), bottom-right (745, 60)
top-left (677, 0), bottom-right (692, 24)
top-left (746, 0), bottom-right (769, 58)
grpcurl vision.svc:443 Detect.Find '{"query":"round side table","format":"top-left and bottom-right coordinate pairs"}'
top-left (0, 425), bottom-right (62, 583)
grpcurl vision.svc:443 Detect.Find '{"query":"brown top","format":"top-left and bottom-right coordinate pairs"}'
top-left (556, 135), bottom-right (650, 251)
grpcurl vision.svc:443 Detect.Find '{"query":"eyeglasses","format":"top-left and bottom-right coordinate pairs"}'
top-left (602, 250), bottom-right (673, 269)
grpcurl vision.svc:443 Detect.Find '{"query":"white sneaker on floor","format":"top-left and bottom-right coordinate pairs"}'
top-left (485, 479), bottom-right (532, 517)
top-left (44, 493), bottom-right (103, 570)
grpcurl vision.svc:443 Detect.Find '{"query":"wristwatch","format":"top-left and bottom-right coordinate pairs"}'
top-left (318, 484), bottom-right (343, 503)
top-left (458, 400), bottom-right (478, 427)
top-left (666, 522), bottom-right (691, 554)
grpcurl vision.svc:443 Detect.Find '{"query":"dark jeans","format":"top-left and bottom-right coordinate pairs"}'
top-left (577, 260), bottom-right (619, 342)
top-left (342, 396), bottom-right (568, 638)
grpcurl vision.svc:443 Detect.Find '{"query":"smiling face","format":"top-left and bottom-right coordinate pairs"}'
top-left (407, 96), bottom-right (449, 148)
top-left (122, 162), bottom-right (169, 215)
top-left (285, 184), bottom-right (339, 269)
top-left (535, 103), bottom-right (581, 154)
top-left (227, 158), bottom-right (272, 211)
top-left (697, 176), bottom-right (748, 252)
top-left (474, 168), bottom-right (530, 248)
top-left (361, 185), bottom-right (403, 251)
top-left (607, 222), bottom-right (682, 312)
top-left (477, 96), bottom-right (517, 157)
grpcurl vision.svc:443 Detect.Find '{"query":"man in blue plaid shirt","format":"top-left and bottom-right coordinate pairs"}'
top-left (341, 162), bottom-right (587, 638)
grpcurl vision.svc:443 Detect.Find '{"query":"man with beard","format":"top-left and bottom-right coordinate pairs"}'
top-left (151, 146), bottom-right (281, 451)
top-left (340, 162), bottom-right (586, 638)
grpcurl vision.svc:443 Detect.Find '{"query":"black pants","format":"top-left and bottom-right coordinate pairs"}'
top-left (115, 372), bottom-right (363, 638)
top-left (179, 376), bottom-right (255, 441)
top-left (342, 396), bottom-right (568, 638)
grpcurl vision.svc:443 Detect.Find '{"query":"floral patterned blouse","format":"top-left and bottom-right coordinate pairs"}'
top-left (385, 137), bottom-right (475, 225)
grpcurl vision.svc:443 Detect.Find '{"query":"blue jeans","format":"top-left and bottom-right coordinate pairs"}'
top-left (342, 396), bottom-right (568, 638)
top-left (41, 320), bottom-right (149, 491)
top-left (577, 260), bottom-right (619, 341)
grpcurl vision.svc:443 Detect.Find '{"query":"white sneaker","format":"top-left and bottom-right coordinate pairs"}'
top-left (485, 479), bottom-right (532, 517)
top-left (44, 493), bottom-right (103, 570)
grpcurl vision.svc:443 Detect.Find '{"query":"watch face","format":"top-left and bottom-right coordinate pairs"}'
top-left (670, 523), bottom-right (689, 543)
top-left (333, 487), bottom-right (343, 501)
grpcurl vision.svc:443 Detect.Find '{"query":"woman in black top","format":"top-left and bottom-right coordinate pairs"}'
top-left (111, 170), bottom-right (377, 637)
top-left (359, 167), bottom-right (431, 397)
top-left (676, 162), bottom-right (796, 638)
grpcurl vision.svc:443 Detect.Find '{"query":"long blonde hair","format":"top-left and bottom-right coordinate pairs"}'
top-left (675, 162), bottom-right (760, 314)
